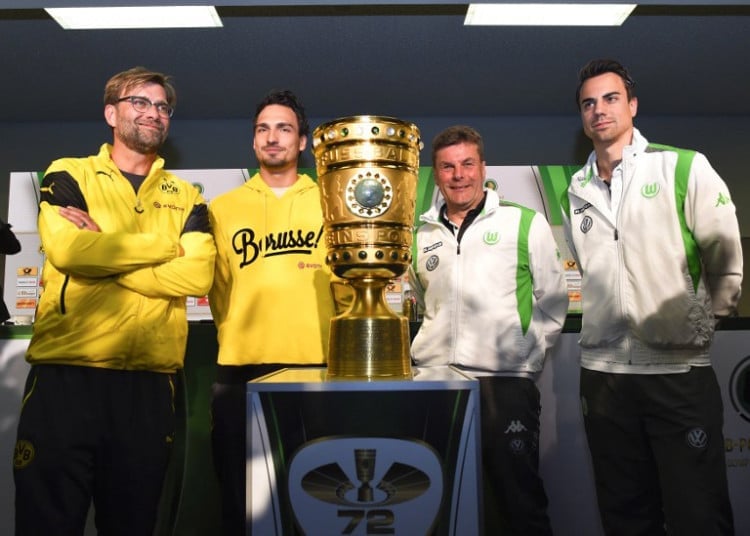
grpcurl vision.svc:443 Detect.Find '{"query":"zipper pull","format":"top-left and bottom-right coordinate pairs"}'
top-left (614, 228), bottom-right (619, 240)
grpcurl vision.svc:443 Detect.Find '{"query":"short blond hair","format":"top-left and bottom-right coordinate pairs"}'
top-left (103, 66), bottom-right (176, 108)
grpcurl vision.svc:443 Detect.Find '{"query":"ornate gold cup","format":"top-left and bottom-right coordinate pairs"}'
top-left (312, 116), bottom-right (422, 380)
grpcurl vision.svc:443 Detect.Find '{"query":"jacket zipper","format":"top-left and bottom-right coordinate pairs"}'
top-left (59, 274), bottom-right (69, 314)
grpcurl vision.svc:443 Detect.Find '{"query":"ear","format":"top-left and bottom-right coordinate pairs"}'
top-left (104, 104), bottom-right (117, 128)
top-left (629, 96), bottom-right (638, 119)
top-left (298, 134), bottom-right (308, 153)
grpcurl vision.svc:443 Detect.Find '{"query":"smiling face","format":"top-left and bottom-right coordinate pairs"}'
top-left (578, 71), bottom-right (638, 150)
top-left (105, 82), bottom-right (170, 155)
top-left (252, 104), bottom-right (307, 172)
top-left (433, 141), bottom-right (486, 224)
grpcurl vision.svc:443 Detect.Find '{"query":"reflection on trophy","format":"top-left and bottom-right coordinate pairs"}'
top-left (312, 116), bottom-right (422, 380)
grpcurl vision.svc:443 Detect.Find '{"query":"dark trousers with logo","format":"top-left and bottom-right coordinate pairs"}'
top-left (13, 364), bottom-right (176, 536)
top-left (580, 367), bottom-right (734, 536)
top-left (478, 376), bottom-right (553, 536)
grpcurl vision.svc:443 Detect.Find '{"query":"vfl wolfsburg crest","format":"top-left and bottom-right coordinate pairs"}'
top-left (483, 231), bottom-right (500, 245)
top-left (641, 182), bottom-right (660, 198)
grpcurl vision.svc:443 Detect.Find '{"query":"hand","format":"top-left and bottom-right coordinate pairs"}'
top-left (58, 206), bottom-right (101, 232)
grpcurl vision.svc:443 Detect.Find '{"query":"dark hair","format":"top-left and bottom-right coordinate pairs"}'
top-left (575, 59), bottom-right (636, 109)
top-left (431, 125), bottom-right (484, 165)
top-left (253, 89), bottom-right (309, 138)
top-left (104, 66), bottom-right (176, 108)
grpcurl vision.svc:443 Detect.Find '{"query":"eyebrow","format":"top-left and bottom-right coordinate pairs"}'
top-left (581, 90), bottom-right (622, 105)
top-left (255, 121), bottom-right (295, 129)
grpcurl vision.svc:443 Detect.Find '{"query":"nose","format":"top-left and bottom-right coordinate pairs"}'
top-left (267, 128), bottom-right (279, 143)
top-left (142, 104), bottom-right (160, 121)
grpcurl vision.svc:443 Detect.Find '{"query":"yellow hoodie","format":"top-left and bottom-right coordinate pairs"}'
top-left (209, 173), bottom-right (336, 366)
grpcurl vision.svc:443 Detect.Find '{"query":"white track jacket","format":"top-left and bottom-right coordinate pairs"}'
top-left (561, 129), bottom-right (743, 372)
top-left (410, 188), bottom-right (568, 376)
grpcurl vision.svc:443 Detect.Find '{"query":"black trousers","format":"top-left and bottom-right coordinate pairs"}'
top-left (210, 363), bottom-right (293, 536)
top-left (580, 367), bottom-right (734, 536)
top-left (14, 364), bottom-right (176, 536)
top-left (478, 376), bottom-right (553, 536)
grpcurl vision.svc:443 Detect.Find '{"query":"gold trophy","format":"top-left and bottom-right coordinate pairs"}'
top-left (312, 116), bottom-right (422, 380)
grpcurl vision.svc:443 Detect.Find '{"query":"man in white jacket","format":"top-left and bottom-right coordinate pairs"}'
top-left (562, 59), bottom-right (741, 535)
top-left (410, 125), bottom-right (568, 534)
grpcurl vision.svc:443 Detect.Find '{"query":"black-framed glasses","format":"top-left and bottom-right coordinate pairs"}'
top-left (115, 96), bottom-right (174, 118)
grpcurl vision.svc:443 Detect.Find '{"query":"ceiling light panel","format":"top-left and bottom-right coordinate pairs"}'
top-left (45, 6), bottom-right (223, 30)
top-left (465, 3), bottom-right (637, 27)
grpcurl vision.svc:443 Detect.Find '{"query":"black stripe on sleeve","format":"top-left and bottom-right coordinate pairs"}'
top-left (40, 171), bottom-right (89, 211)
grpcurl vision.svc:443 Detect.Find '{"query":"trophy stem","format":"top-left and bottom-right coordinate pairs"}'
top-left (327, 278), bottom-right (412, 380)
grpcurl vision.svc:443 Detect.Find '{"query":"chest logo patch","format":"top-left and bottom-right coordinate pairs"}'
top-left (483, 231), bottom-right (500, 245)
top-left (580, 215), bottom-right (593, 234)
top-left (641, 183), bottom-right (660, 198)
top-left (160, 179), bottom-right (181, 195)
top-left (425, 255), bottom-right (439, 272)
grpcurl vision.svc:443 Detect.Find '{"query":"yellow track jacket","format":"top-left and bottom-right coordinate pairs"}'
top-left (209, 173), bottom-right (337, 366)
top-left (26, 144), bottom-right (216, 372)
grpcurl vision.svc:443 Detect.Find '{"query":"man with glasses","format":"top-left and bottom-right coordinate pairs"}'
top-left (13, 66), bottom-right (216, 535)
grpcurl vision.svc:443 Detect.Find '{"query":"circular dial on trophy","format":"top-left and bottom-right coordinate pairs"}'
top-left (346, 172), bottom-right (392, 217)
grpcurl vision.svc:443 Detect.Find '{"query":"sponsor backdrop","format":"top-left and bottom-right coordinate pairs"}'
top-left (3, 166), bottom-right (581, 323)
top-left (1, 168), bottom-right (747, 534)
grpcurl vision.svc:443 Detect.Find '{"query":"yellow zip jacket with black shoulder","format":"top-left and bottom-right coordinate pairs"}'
top-left (26, 144), bottom-right (216, 372)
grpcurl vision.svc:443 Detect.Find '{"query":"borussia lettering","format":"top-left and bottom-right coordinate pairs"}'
top-left (233, 226), bottom-right (323, 268)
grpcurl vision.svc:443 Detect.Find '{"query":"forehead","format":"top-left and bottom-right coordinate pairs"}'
top-left (435, 142), bottom-right (482, 162)
top-left (255, 104), bottom-right (298, 128)
top-left (580, 72), bottom-right (628, 100)
top-left (121, 81), bottom-right (165, 98)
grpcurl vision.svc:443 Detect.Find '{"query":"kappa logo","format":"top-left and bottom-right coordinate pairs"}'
top-left (288, 437), bottom-right (443, 535)
top-left (580, 215), bottom-right (593, 234)
top-left (14, 439), bottom-right (35, 469)
top-left (425, 254), bottom-right (439, 272)
top-left (641, 183), bottom-right (660, 198)
top-left (716, 192), bottom-right (731, 207)
top-left (483, 231), bottom-right (500, 245)
top-left (504, 420), bottom-right (528, 434)
top-left (686, 427), bottom-right (709, 449)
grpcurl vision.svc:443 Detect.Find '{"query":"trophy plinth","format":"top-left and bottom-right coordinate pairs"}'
top-left (312, 116), bottom-right (422, 380)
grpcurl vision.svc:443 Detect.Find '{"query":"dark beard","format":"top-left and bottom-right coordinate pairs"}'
top-left (118, 122), bottom-right (167, 154)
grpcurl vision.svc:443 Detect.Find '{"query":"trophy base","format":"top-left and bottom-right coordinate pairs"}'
top-left (327, 315), bottom-right (413, 380)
